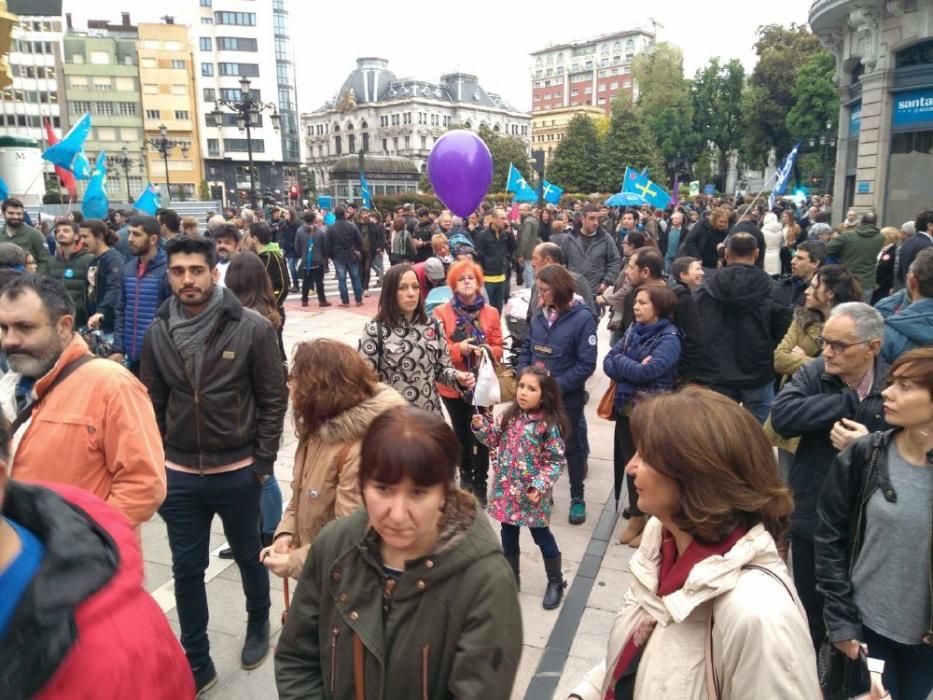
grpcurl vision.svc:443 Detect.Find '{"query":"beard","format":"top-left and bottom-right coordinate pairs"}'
top-left (5, 337), bottom-right (64, 378)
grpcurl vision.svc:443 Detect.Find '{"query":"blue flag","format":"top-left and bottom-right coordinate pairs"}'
top-left (133, 183), bottom-right (161, 215)
top-left (0, 176), bottom-right (8, 202)
top-left (43, 112), bottom-right (92, 180)
top-left (769, 142), bottom-right (801, 209)
top-left (542, 180), bottom-right (564, 205)
top-left (506, 163), bottom-right (532, 195)
top-left (622, 166), bottom-right (671, 210)
top-left (360, 172), bottom-right (373, 209)
top-left (512, 187), bottom-right (537, 203)
top-left (82, 152), bottom-right (109, 219)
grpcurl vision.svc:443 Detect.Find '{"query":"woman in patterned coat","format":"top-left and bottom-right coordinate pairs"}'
top-left (359, 263), bottom-right (475, 413)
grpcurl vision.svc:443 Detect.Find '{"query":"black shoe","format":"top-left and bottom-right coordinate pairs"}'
top-left (241, 619), bottom-right (270, 669)
top-left (218, 546), bottom-right (233, 559)
top-left (542, 555), bottom-right (567, 610)
top-left (301, 299), bottom-right (308, 307)
top-left (193, 659), bottom-right (218, 696)
top-left (504, 552), bottom-right (520, 590)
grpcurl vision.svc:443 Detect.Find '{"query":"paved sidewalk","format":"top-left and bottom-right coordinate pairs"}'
top-left (141, 288), bottom-right (634, 699)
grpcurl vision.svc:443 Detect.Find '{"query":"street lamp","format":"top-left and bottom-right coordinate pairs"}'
top-left (806, 119), bottom-right (836, 195)
top-left (208, 75), bottom-right (281, 209)
top-left (147, 123), bottom-right (190, 204)
top-left (108, 145), bottom-right (141, 203)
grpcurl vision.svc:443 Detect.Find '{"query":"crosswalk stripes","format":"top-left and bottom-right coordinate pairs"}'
top-left (285, 253), bottom-right (389, 301)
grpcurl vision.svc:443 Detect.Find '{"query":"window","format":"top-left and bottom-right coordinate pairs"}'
top-left (214, 11), bottom-right (256, 26)
top-left (143, 84), bottom-right (158, 94)
top-left (69, 76), bottom-right (88, 88)
top-left (201, 17), bottom-right (213, 24)
top-left (201, 63), bottom-right (214, 76)
top-left (170, 59), bottom-right (186, 70)
top-left (174, 110), bottom-right (189, 120)
top-left (404, 135), bottom-right (410, 149)
top-left (207, 138), bottom-right (220, 155)
top-left (141, 57), bottom-right (157, 69)
top-left (622, 66), bottom-right (631, 74)
top-left (203, 88), bottom-right (216, 102)
top-left (219, 87), bottom-right (259, 101)
top-left (334, 135), bottom-right (342, 155)
top-left (223, 139), bottom-right (264, 152)
top-left (95, 102), bottom-right (114, 116)
top-left (348, 134), bottom-right (355, 152)
top-left (584, 86), bottom-right (593, 94)
top-left (171, 84), bottom-right (186, 95)
top-left (70, 53), bottom-right (84, 63)
top-left (217, 37), bottom-right (258, 51)
top-left (200, 37), bottom-right (212, 51)
top-left (597, 97), bottom-right (607, 105)
top-left (117, 102), bottom-right (137, 116)
top-left (598, 84), bottom-right (606, 92)
top-left (421, 135), bottom-right (427, 149)
top-left (96, 127), bottom-right (116, 141)
top-left (145, 109), bottom-right (160, 120)
top-left (71, 101), bottom-right (91, 115)
top-left (90, 51), bottom-right (109, 65)
top-left (570, 89), bottom-right (579, 97)
top-left (120, 128), bottom-right (138, 141)
top-left (218, 63), bottom-right (259, 77)
top-left (200, 0), bottom-right (212, 5)
top-left (609, 82), bottom-right (618, 90)
top-left (115, 77), bottom-right (135, 91)
top-left (623, 80), bottom-right (632, 89)
top-left (382, 138), bottom-right (388, 152)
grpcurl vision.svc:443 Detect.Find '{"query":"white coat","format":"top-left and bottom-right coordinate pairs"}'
top-left (761, 213), bottom-right (784, 276)
top-left (570, 518), bottom-right (821, 700)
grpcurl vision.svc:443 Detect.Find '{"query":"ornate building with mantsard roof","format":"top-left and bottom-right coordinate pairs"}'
top-left (301, 57), bottom-right (530, 201)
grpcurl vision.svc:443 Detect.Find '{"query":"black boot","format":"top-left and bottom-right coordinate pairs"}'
top-left (542, 555), bottom-right (567, 610)
top-left (504, 553), bottom-right (520, 590)
top-left (241, 619), bottom-right (270, 669)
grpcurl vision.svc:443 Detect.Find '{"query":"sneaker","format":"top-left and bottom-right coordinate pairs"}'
top-left (241, 619), bottom-right (270, 670)
top-left (568, 498), bottom-right (586, 525)
top-left (319, 301), bottom-right (332, 307)
top-left (355, 301), bottom-right (364, 307)
top-left (193, 659), bottom-right (218, 696)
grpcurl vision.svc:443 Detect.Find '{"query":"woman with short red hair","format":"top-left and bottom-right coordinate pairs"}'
top-left (433, 259), bottom-right (503, 505)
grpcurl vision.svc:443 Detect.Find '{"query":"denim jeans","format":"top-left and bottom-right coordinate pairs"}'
top-left (858, 625), bottom-right (933, 700)
top-left (523, 260), bottom-right (535, 288)
top-left (711, 380), bottom-right (775, 424)
top-left (790, 534), bottom-right (824, 650)
top-left (372, 250), bottom-right (385, 283)
top-left (500, 523), bottom-right (560, 559)
top-left (301, 265), bottom-right (327, 304)
top-left (259, 475), bottom-right (283, 537)
top-left (333, 259), bottom-right (363, 304)
top-left (159, 467), bottom-right (270, 669)
top-left (563, 403), bottom-right (586, 500)
top-left (485, 280), bottom-right (507, 313)
top-left (286, 257), bottom-right (300, 288)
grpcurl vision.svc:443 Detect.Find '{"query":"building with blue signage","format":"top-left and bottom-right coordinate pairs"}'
top-left (810, 0), bottom-right (933, 226)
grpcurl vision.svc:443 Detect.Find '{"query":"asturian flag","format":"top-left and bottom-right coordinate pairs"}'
top-left (43, 112), bottom-right (92, 180)
top-left (360, 171), bottom-right (373, 209)
top-left (622, 166), bottom-right (671, 210)
top-left (542, 180), bottom-right (564, 205)
top-left (769, 142), bottom-right (801, 209)
top-left (506, 163), bottom-right (532, 194)
top-left (133, 183), bottom-right (161, 215)
top-left (82, 152), bottom-right (109, 219)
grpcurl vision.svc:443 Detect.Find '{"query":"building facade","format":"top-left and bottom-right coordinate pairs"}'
top-left (810, 0), bottom-right (933, 226)
top-left (301, 57), bottom-right (530, 200)
top-left (194, 0), bottom-right (300, 206)
top-left (137, 21), bottom-right (203, 203)
top-left (530, 29), bottom-right (654, 116)
top-left (531, 105), bottom-right (605, 164)
top-left (61, 14), bottom-right (143, 199)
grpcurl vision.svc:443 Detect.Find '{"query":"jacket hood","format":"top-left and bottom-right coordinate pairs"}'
top-left (704, 264), bottom-right (775, 311)
top-left (885, 298), bottom-right (933, 345)
top-left (316, 384), bottom-right (407, 444)
top-left (761, 220), bottom-right (783, 237)
top-left (856, 224), bottom-right (881, 238)
top-left (630, 517), bottom-right (787, 624)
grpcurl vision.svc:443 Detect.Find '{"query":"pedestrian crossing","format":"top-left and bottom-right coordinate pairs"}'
top-left (284, 253), bottom-right (388, 301)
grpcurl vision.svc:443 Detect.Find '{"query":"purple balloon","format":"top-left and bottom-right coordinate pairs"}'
top-left (427, 130), bottom-right (493, 218)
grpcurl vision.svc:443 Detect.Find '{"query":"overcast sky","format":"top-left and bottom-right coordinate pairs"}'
top-left (63, 0), bottom-right (816, 114)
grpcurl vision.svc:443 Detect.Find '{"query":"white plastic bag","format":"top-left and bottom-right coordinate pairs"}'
top-left (473, 348), bottom-right (501, 407)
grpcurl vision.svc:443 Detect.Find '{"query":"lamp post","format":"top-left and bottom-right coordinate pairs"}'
top-left (807, 119), bottom-right (836, 196)
top-left (208, 75), bottom-right (281, 210)
top-left (108, 145), bottom-right (139, 203)
top-left (147, 123), bottom-right (189, 204)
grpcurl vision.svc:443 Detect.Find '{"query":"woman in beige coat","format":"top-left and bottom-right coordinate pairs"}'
top-left (570, 387), bottom-right (820, 700)
top-left (260, 339), bottom-right (407, 579)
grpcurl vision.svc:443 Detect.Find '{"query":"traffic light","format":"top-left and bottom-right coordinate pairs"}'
top-left (289, 184), bottom-right (299, 200)
top-left (0, 2), bottom-right (18, 91)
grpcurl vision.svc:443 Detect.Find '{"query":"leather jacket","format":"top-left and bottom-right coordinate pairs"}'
top-left (815, 429), bottom-right (933, 646)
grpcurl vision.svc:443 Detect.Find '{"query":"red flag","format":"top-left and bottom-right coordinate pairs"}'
top-left (44, 119), bottom-right (77, 199)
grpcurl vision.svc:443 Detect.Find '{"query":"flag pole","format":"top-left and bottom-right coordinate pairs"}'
top-left (739, 168), bottom-right (781, 220)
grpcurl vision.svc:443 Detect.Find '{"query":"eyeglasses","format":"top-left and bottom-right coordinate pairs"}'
top-left (815, 337), bottom-right (871, 353)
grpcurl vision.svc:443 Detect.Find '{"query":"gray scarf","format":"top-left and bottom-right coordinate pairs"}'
top-left (168, 285), bottom-right (225, 385)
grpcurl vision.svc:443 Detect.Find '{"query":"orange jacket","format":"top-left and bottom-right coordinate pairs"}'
top-left (433, 300), bottom-right (503, 399)
top-left (10, 334), bottom-right (166, 527)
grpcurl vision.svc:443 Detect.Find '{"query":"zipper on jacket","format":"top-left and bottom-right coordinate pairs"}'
top-left (330, 626), bottom-right (340, 693)
top-left (193, 389), bottom-right (204, 475)
top-left (421, 644), bottom-right (429, 700)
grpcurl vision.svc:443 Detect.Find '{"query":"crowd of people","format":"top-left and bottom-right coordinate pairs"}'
top-left (0, 188), bottom-right (930, 700)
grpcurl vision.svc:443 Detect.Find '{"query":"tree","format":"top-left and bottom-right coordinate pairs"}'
top-left (477, 124), bottom-right (531, 193)
top-left (598, 97), bottom-right (666, 192)
top-left (741, 23), bottom-right (823, 167)
top-left (786, 49), bottom-right (839, 139)
top-left (548, 114), bottom-right (601, 193)
top-left (690, 58), bottom-right (745, 190)
top-left (632, 43), bottom-right (700, 177)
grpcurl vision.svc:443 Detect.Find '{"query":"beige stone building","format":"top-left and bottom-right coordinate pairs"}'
top-left (810, 0), bottom-right (933, 226)
top-left (531, 105), bottom-right (605, 164)
top-left (137, 22), bottom-right (203, 202)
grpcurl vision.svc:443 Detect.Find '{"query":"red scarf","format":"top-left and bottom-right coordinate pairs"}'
top-left (604, 526), bottom-right (746, 700)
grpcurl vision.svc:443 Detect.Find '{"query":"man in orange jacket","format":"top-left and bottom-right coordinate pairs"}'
top-left (0, 275), bottom-right (166, 528)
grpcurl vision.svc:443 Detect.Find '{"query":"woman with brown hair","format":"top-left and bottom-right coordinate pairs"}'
top-left (259, 340), bottom-right (406, 579)
top-left (224, 252), bottom-right (285, 361)
top-left (571, 386), bottom-right (820, 700)
top-left (275, 406), bottom-right (522, 699)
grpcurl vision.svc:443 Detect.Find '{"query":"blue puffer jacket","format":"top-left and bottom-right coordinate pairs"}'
top-left (113, 249), bottom-right (171, 363)
top-left (517, 301), bottom-right (597, 408)
top-left (881, 297), bottom-right (933, 363)
top-left (604, 319), bottom-right (682, 410)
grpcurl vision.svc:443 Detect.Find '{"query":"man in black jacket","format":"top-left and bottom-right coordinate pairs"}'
top-left (295, 211), bottom-right (330, 308)
top-left (771, 302), bottom-right (888, 649)
top-left (474, 208), bottom-right (515, 312)
top-left (694, 233), bottom-right (791, 422)
top-left (773, 239), bottom-right (826, 307)
top-left (324, 205), bottom-right (364, 307)
top-left (140, 236), bottom-right (287, 692)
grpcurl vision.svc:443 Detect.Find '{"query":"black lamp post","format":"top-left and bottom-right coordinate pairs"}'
top-left (108, 145), bottom-right (140, 203)
top-left (147, 123), bottom-right (190, 204)
top-left (208, 75), bottom-right (281, 210)
top-left (807, 119), bottom-right (837, 195)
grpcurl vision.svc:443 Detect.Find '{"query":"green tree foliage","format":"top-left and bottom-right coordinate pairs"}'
top-left (477, 124), bottom-right (532, 193)
top-left (598, 97), bottom-right (666, 191)
top-left (547, 113), bottom-right (602, 193)
top-left (632, 43), bottom-right (700, 177)
top-left (786, 49), bottom-right (839, 139)
top-left (690, 57), bottom-right (745, 189)
top-left (741, 23), bottom-right (823, 167)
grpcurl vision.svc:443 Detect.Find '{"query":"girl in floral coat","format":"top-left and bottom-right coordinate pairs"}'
top-left (472, 366), bottom-right (570, 610)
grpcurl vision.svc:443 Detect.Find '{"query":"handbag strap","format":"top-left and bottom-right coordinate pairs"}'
top-left (353, 633), bottom-right (365, 700)
top-left (11, 354), bottom-right (97, 435)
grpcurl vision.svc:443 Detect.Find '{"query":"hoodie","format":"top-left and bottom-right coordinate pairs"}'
top-left (695, 264), bottom-right (792, 388)
top-left (881, 297), bottom-right (933, 363)
top-left (827, 223), bottom-right (884, 292)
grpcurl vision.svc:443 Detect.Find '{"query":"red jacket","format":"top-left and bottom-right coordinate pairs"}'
top-left (433, 300), bottom-right (503, 399)
top-left (0, 481), bottom-right (194, 699)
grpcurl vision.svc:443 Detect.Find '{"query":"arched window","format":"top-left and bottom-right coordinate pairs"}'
top-left (625, 39), bottom-right (634, 52)
top-left (334, 135), bottom-right (342, 155)
top-left (346, 121), bottom-right (354, 131)
top-left (348, 134), bottom-right (356, 153)
top-left (360, 120), bottom-right (368, 129)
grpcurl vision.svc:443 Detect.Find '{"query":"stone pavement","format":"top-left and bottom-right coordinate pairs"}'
top-left (140, 282), bottom-right (636, 699)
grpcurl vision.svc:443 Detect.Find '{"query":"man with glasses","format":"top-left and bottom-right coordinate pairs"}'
top-left (771, 302), bottom-right (889, 650)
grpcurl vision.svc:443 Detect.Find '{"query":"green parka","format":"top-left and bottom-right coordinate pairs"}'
top-left (275, 489), bottom-right (523, 700)
top-left (826, 224), bottom-right (884, 293)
